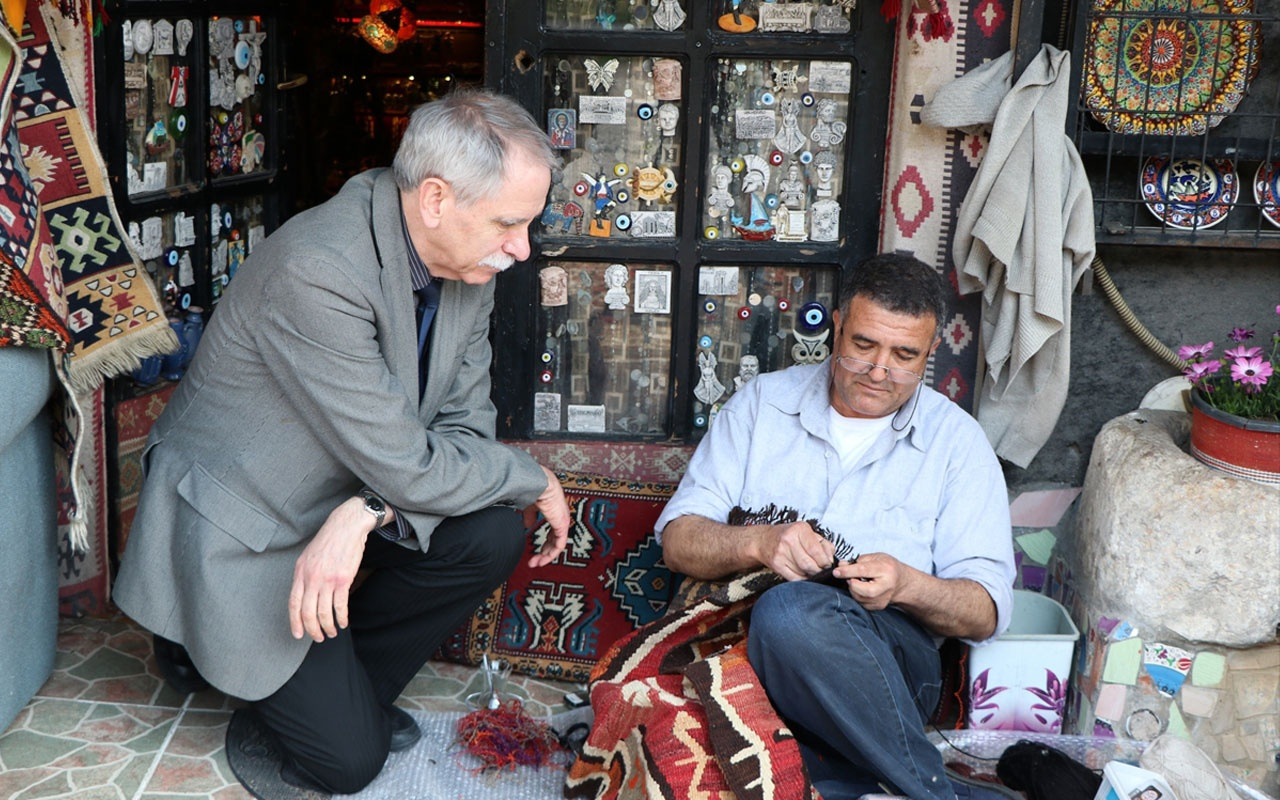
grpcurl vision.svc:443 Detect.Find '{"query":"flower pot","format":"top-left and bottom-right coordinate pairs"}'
top-left (1189, 389), bottom-right (1280, 485)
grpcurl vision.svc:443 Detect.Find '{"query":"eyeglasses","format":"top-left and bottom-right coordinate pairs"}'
top-left (833, 355), bottom-right (923, 386)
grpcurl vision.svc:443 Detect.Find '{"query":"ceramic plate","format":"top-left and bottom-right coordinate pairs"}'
top-left (1254, 161), bottom-right (1280, 229)
top-left (1140, 157), bottom-right (1238, 230)
top-left (1083, 0), bottom-right (1260, 136)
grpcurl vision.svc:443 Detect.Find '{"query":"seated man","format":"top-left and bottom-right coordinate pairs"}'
top-left (114, 90), bottom-right (571, 795)
top-left (656, 253), bottom-right (1016, 800)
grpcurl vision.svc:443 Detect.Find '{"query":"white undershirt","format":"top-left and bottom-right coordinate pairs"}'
top-left (827, 406), bottom-right (894, 474)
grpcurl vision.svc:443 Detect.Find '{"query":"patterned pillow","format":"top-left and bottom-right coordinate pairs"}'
top-left (436, 471), bottom-right (678, 682)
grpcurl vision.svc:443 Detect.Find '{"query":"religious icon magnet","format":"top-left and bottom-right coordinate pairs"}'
top-left (547, 109), bottom-right (577, 150)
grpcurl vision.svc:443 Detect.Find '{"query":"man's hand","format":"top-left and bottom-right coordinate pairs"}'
top-left (288, 497), bottom-right (374, 642)
top-left (528, 466), bottom-right (570, 568)
top-left (752, 521), bottom-right (837, 582)
top-left (834, 552), bottom-right (916, 610)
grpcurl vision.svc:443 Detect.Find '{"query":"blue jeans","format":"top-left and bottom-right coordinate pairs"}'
top-left (747, 581), bottom-right (954, 800)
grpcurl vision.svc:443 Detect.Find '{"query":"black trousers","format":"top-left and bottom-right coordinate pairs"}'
top-left (250, 505), bottom-right (526, 794)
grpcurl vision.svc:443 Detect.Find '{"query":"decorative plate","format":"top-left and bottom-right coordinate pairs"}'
top-left (1140, 156), bottom-right (1237, 229)
top-left (1254, 161), bottom-right (1280, 229)
top-left (1083, 0), bottom-right (1261, 136)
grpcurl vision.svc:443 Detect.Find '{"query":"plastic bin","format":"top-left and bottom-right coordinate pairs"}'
top-left (967, 590), bottom-right (1079, 733)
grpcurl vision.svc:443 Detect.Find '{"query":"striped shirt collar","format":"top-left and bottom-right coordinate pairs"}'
top-left (398, 203), bottom-right (435, 292)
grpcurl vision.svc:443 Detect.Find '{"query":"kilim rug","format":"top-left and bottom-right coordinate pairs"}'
top-left (13, 2), bottom-right (175, 394)
top-left (112, 382), bottom-right (176, 555)
top-left (879, 0), bottom-right (1014, 412)
top-left (54, 383), bottom-right (109, 617)
top-left (504, 440), bottom-right (693, 484)
top-left (564, 569), bottom-right (818, 800)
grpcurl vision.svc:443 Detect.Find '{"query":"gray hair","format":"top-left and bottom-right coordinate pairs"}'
top-left (391, 89), bottom-right (559, 207)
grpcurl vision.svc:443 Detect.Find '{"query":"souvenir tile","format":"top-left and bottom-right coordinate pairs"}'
top-left (133, 19), bottom-right (154, 55)
top-left (544, 54), bottom-right (683, 240)
top-left (152, 19), bottom-right (175, 56)
top-left (567, 404), bottom-right (607, 433)
top-left (540, 266), bottom-right (569, 306)
top-left (533, 393), bottom-right (562, 431)
top-left (634, 270), bottom-right (671, 314)
top-left (703, 58), bottom-right (852, 242)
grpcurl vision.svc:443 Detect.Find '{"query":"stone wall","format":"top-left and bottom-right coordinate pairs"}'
top-left (1062, 410), bottom-right (1280, 793)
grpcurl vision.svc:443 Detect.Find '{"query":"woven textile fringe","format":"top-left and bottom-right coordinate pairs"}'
top-left (63, 324), bottom-right (177, 395)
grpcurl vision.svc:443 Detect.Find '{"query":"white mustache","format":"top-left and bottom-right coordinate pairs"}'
top-left (480, 254), bottom-right (515, 272)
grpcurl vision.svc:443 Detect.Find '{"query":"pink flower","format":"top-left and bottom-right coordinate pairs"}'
top-left (1184, 360), bottom-right (1221, 384)
top-left (1225, 345), bottom-right (1262, 360)
top-left (1231, 356), bottom-right (1273, 390)
top-left (1229, 327), bottom-right (1255, 343)
top-left (1177, 341), bottom-right (1214, 361)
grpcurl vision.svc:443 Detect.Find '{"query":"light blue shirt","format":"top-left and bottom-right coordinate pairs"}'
top-left (655, 362), bottom-right (1016, 643)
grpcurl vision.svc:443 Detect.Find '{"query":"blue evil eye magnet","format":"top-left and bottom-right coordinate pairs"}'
top-left (637, 103), bottom-right (654, 120)
top-left (698, 334), bottom-right (714, 348)
top-left (614, 213), bottom-right (632, 230)
top-left (797, 302), bottom-right (828, 333)
top-left (799, 150), bottom-right (814, 165)
top-left (703, 299), bottom-right (717, 314)
top-left (694, 413), bottom-right (708, 427)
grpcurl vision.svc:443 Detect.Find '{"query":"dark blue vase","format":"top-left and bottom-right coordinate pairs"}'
top-left (181, 307), bottom-right (205, 367)
top-left (161, 318), bottom-right (188, 381)
top-left (132, 355), bottom-right (162, 386)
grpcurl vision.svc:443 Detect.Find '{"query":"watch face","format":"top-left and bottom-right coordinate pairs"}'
top-left (364, 495), bottom-right (385, 514)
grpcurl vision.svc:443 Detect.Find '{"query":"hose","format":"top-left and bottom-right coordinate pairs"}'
top-left (1091, 254), bottom-right (1188, 371)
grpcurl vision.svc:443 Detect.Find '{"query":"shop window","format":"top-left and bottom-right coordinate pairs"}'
top-left (489, 2), bottom-right (894, 440)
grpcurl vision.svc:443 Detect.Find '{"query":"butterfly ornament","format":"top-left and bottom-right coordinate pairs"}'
top-left (584, 58), bottom-right (620, 92)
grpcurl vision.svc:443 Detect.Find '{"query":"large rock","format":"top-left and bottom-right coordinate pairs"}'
top-left (1076, 410), bottom-right (1280, 647)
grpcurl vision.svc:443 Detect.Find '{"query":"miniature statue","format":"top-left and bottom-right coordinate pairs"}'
top-left (694, 350), bottom-right (727, 405)
top-left (706, 164), bottom-right (735, 222)
top-left (773, 97), bottom-right (806, 154)
top-left (809, 98), bottom-right (847, 148)
top-left (812, 150), bottom-right (838, 199)
top-left (734, 355), bottom-right (760, 391)
top-left (778, 160), bottom-right (806, 208)
top-left (730, 154), bottom-right (775, 240)
top-left (604, 263), bottom-right (630, 310)
top-left (651, 0), bottom-right (686, 30)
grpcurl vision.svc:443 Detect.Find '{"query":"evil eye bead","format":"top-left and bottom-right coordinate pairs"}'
top-left (777, 298), bottom-right (790, 311)
top-left (637, 103), bottom-right (654, 120)
top-left (737, 306), bottom-right (751, 320)
top-left (764, 193), bottom-right (780, 209)
top-left (662, 177), bottom-right (677, 192)
top-left (573, 181), bottom-right (589, 196)
top-left (234, 19), bottom-right (244, 32)
top-left (703, 299), bottom-right (717, 314)
top-left (615, 213), bottom-right (632, 230)
top-left (694, 413), bottom-right (708, 427)
top-left (769, 150), bottom-right (785, 166)
top-left (613, 162), bottom-right (630, 177)
top-left (223, 211), bottom-right (233, 228)
top-left (699, 335), bottom-right (714, 348)
top-left (760, 91), bottom-right (775, 106)
top-left (180, 292), bottom-right (192, 309)
top-left (799, 150), bottom-right (814, 164)
top-left (704, 226), bottom-right (719, 239)
top-left (541, 351), bottom-right (554, 363)
top-left (175, 114), bottom-right (187, 132)
top-left (729, 157), bottom-right (746, 173)
top-left (798, 301), bottom-right (828, 332)
top-left (801, 92), bottom-right (816, 107)
top-left (540, 370), bottom-right (554, 384)
top-left (166, 248), bottom-right (179, 266)
top-left (615, 189), bottom-right (631, 203)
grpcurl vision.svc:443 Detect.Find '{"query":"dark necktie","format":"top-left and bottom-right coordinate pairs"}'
top-left (415, 280), bottom-right (441, 399)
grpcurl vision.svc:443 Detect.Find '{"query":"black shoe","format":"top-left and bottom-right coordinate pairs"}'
top-left (387, 705), bottom-right (421, 753)
top-left (153, 634), bottom-right (211, 694)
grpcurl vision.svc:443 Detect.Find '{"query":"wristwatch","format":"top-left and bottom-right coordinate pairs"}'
top-left (360, 490), bottom-right (387, 529)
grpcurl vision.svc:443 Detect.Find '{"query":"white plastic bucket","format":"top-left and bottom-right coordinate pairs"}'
top-left (967, 590), bottom-right (1080, 733)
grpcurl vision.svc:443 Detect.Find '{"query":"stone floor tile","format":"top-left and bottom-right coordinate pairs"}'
top-left (0, 767), bottom-right (57, 798)
top-left (0, 729), bottom-right (84, 770)
top-left (33, 671), bottom-right (92, 700)
top-left (143, 752), bottom-right (229, 793)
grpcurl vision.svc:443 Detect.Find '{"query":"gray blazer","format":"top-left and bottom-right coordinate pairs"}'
top-left (113, 170), bottom-right (547, 700)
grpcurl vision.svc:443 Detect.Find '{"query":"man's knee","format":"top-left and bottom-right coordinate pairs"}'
top-left (298, 747), bottom-right (387, 795)
top-left (749, 582), bottom-right (840, 657)
top-left (433, 505), bottom-right (527, 581)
